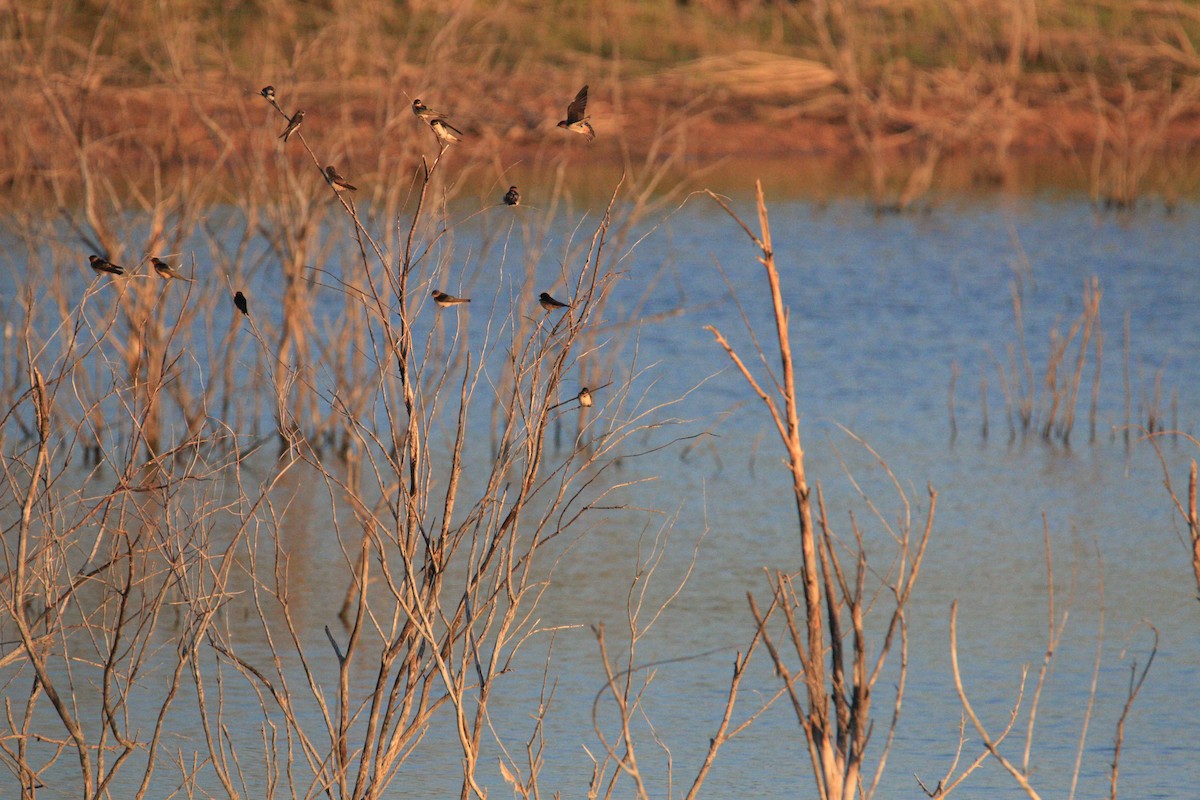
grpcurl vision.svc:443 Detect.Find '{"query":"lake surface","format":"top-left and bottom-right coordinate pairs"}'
top-left (3, 192), bottom-right (1199, 798)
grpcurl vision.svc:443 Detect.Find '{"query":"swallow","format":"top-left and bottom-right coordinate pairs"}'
top-left (150, 257), bottom-right (193, 281)
top-left (504, 186), bottom-right (520, 206)
top-left (431, 290), bottom-right (471, 307)
top-left (279, 110), bottom-right (304, 141)
top-left (429, 118), bottom-right (463, 147)
top-left (557, 85), bottom-right (595, 142)
top-left (411, 99), bottom-right (449, 121)
top-left (538, 292), bottom-right (570, 311)
top-left (260, 85), bottom-right (276, 103)
top-left (89, 255), bottom-right (125, 276)
top-left (577, 387), bottom-right (593, 408)
top-left (233, 291), bottom-right (249, 317)
top-left (324, 165), bottom-right (357, 192)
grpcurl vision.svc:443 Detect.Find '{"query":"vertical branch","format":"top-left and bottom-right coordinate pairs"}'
top-left (8, 362), bottom-right (95, 795)
top-left (704, 185), bottom-right (824, 740)
top-left (1109, 624), bottom-right (1158, 800)
top-left (1191, 461), bottom-right (1200, 600)
top-left (706, 183), bottom-right (933, 800)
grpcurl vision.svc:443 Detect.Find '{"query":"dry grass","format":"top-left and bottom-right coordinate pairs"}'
top-left (5, 0), bottom-right (1200, 209)
top-left (0, 7), bottom-right (760, 793)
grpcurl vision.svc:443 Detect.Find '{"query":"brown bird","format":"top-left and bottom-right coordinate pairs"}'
top-left (151, 257), bottom-right (193, 281)
top-left (577, 387), bottom-right (593, 408)
top-left (557, 85), bottom-right (595, 142)
top-left (431, 290), bottom-right (471, 307)
top-left (504, 186), bottom-right (520, 206)
top-left (411, 99), bottom-right (449, 121)
top-left (538, 291), bottom-right (570, 311)
top-left (89, 254), bottom-right (125, 276)
top-left (233, 291), bottom-right (249, 317)
top-left (429, 117), bottom-right (463, 147)
top-left (279, 109), bottom-right (304, 141)
top-left (325, 165), bottom-right (357, 192)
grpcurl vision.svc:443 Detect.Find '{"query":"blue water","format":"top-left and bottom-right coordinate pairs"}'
top-left (2, 194), bottom-right (1199, 798)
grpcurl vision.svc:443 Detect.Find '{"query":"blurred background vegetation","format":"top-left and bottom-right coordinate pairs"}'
top-left (4, 0), bottom-right (1200, 206)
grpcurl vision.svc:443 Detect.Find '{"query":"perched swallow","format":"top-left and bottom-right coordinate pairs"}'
top-left (89, 254), bottom-right (125, 276)
top-left (577, 387), bottom-right (593, 408)
top-left (324, 165), bottom-right (357, 192)
top-left (429, 118), bottom-right (463, 147)
top-left (431, 290), bottom-right (471, 307)
top-left (150, 257), bottom-right (193, 281)
top-left (260, 85), bottom-right (276, 103)
top-left (557, 85), bottom-right (595, 142)
top-left (538, 292), bottom-right (570, 311)
top-left (411, 99), bottom-right (449, 121)
top-left (504, 186), bottom-right (520, 206)
top-left (233, 291), bottom-right (249, 317)
top-left (279, 110), bottom-right (304, 141)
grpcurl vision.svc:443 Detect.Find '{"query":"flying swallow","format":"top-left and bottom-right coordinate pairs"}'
top-left (504, 186), bottom-right (521, 206)
top-left (261, 85), bottom-right (276, 103)
top-left (324, 165), bottom-right (357, 192)
top-left (233, 291), bottom-right (249, 317)
top-left (431, 290), bottom-right (471, 307)
top-left (89, 255), bottom-right (125, 276)
top-left (538, 292), bottom-right (570, 311)
top-left (557, 85), bottom-right (595, 142)
top-left (411, 99), bottom-right (449, 121)
top-left (150, 257), bottom-right (193, 281)
top-left (279, 110), bottom-right (304, 141)
top-left (429, 118), bottom-right (463, 147)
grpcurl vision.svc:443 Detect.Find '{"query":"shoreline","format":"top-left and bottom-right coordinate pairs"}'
top-left (8, 0), bottom-right (1200, 212)
top-left (6, 72), bottom-right (1200, 209)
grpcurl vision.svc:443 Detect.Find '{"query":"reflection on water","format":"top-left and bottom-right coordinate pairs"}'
top-left (4, 195), bottom-right (1200, 798)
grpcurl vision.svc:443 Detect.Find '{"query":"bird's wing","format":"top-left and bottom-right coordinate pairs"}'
top-left (566, 85), bottom-right (589, 123)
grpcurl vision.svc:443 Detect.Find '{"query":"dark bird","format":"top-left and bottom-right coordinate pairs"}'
top-left (557, 85), bottom-right (595, 142)
top-left (429, 117), bottom-right (463, 147)
top-left (431, 290), bottom-right (471, 307)
top-left (89, 254), bottom-right (125, 276)
top-left (325, 165), bottom-right (357, 192)
top-left (504, 186), bottom-right (521, 206)
top-left (260, 85), bottom-right (276, 103)
top-left (538, 291), bottom-right (570, 311)
top-left (279, 109), bottom-right (304, 141)
top-left (151, 257), bottom-right (193, 281)
top-left (411, 99), bottom-right (449, 121)
top-left (233, 291), bottom-right (249, 317)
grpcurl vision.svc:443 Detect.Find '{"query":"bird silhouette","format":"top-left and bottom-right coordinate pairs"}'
top-left (233, 291), bottom-right (249, 316)
top-left (324, 165), bottom-right (357, 192)
top-left (557, 85), bottom-right (595, 142)
top-left (429, 118), bottom-right (463, 147)
top-left (431, 290), bottom-right (471, 307)
top-left (279, 109), bottom-right (304, 141)
top-left (89, 255), bottom-right (125, 276)
top-left (539, 292), bottom-right (570, 311)
top-left (151, 257), bottom-right (193, 281)
top-left (411, 99), bottom-right (449, 121)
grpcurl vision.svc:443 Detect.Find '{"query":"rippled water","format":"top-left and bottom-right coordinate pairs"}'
top-left (5, 194), bottom-right (1200, 798)
top-left (517, 196), bottom-right (1200, 798)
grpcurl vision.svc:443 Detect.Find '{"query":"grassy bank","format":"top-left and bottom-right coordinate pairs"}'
top-left (4, 0), bottom-right (1200, 211)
